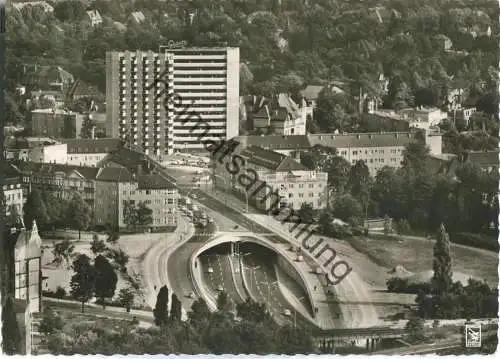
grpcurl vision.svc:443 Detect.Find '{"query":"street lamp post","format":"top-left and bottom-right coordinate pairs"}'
top-left (212, 174), bottom-right (228, 206)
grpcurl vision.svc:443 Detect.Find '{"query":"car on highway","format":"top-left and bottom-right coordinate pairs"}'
top-left (191, 194), bottom-right (198, 199)
top-left (217, 285), bottom-right (223, 291)
top-left (207, 267), bottom-right (214, 273)
top-left (315, 267), bottom-right (323, 274)
top-left (283, 309), bottom-right (292, 317)
top-left (296, 255), bottom-right (303, 262)
top-left (208, 218), bottom-right (214, 223)
top-left (188, 292), bottom-right (195, 299)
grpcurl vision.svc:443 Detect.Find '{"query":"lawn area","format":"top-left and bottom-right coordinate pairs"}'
top-left (349, 236), bottom-right (498, 287)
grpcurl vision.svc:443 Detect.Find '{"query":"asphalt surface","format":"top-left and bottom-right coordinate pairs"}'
top-left (241, 253), bottom-right (313, 329)
top-left (199, 254), bottom-right (244, 307)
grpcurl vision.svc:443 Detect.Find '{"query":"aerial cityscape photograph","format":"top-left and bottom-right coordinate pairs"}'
top-left (1, 0), bottom-right (498, 356)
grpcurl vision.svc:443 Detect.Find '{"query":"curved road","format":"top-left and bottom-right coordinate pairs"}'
top-left (242, 253), bottom-right (312, 329)
top-left (199, 254), bottom-right (244, 307)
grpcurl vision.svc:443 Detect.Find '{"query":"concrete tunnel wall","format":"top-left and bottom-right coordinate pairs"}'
top-left (190, 233), bottom-right (317, 317)
top-left (276, 255), bottom-right (314, 315)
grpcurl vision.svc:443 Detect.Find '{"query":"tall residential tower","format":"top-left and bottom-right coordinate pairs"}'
top-left (106, 47), bottom-right (240, 156)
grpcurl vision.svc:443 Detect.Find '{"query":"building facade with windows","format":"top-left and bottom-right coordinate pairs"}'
top-left (106, 47), bottom-right (239, 156)
top-left (94, 169), bottom-right (178, 230)
top-left (4, 163), bottom-right (25, 219)
top-left (213, 141), bottom-right (328, 212)
top-left (31, 108), bottom-right (85, 139)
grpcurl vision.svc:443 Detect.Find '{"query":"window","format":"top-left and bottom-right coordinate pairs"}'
top-left (289, 193), bottom-right (293, 198)
top-left (289, 184), bottom-right (294, 188)
top-left (352, 150), bottom-right (358, 155)
top-left (298, 193), bottom-right (304, 198)
top-left (299, 183), bottom-right (304, 188)
top-left (309, 192), bottom-right (314, 197)
top-left (146, 190), bottom-right (151, 195)
top-left (309, 183), bottom-right (314, 188)
top-left (167, 198), bottom-right (173, 204)
top-left (145, 200), bottom-right (152, 204)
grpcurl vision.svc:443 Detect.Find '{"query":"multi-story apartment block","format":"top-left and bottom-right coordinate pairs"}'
top-left (234, 130), bottom-right (442, 177)
top-left (13, 162), bottom-right (100, 211)
top-left (213, 140), bottom-right (328, 212)
top-left (106, 47), bottom-right (240, 156)
top-left (31, 108), bottom-right (85, 139)
top-left (94, 169), bottom-right (178, 230)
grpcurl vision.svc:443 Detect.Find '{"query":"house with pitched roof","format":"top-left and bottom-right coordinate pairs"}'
top-left (86, 9), bottom-right (103, 27)
top-left (213, 140), bottom-right (328, 211)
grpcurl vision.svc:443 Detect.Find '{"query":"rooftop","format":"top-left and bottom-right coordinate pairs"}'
top-left (13, 161), bottom-right (100, 180)
top-left (239, 145), bottom-right (310, 172)
top-left (234, 135), bottom-right (311, 150)
top-left (137, 174), bottom-right (176, 190)
top-left (63, 138), bottom-right (122, 154)
top-left (96, 167), bottom-right (134, 182)
top-left (308, 132), bottom-right (418, 148)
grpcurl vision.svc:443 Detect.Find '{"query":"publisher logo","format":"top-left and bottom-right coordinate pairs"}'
top-left (465, 324), bottom-right (481, 348)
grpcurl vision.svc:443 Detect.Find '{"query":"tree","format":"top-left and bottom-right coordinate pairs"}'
top-left (54, 286), bottom-right (66, 300)
top-left (6, 204), bottom-right (21, 228)
top-left (236, 298), bottom-right (273, 324)
top-left (136, 201), bottom-right (153, 228)
top-left (80, 115), bottom-right (95, 138)
top-left (123, 201), bottom-right (138, 230)
top-left (188, 298), bottom-right (211, 330)
top-left (405, 317), bottom-right (426, 343)
top-left (90, 235), bottom-right (107, 255)
top-left (117, 288), bottom-right (135, 313)
top-left (276, 325), bottom-right (314, 354)
top-left (106, 232), bottom-right (120, 245)
top-left (39, 307), bottom-right (64, 335)
top-left (332, 194), bottom-right (364, 226)
top-left (432, 223), bottom-right (453, 295)
top-left (170, 293), bottom-right (182, 322)
top-left (297, 203), bottom-right (315, 224)
top-left (94, 255), bottom-right (118, 305)
top-left (348, 160), bottom-right (372, 219)
top-left (70, 254), bottom-right (95, 313)
top-left (23, 188), bottom-right (49, 230)
top-left (67, 195), bottom-right (91, 239)
top-left (106, 248), bottom-right (129, 273)
top-left (216, 290), bottom-right (229, 311)
top-left (52, 239), bottom-right (75, 269)
top-left (153, 285), bottom-right (170, 326)
top-left (2, 296), bottom-right (22, 354)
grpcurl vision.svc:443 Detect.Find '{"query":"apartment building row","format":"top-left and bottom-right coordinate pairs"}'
top-left (213, 140), bottom-right (328, 212)
top-left (106, 47), bottom-right (240, 156)
top-left (233, 130), bottom-right (442, 176)
top-left (8, 149), bottom-right (178, 231)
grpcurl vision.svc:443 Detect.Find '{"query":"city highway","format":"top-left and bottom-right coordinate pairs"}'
top-left (199, 253), bottom-right (245, 307)
top-left (241, 252), bottom-right (312, 329)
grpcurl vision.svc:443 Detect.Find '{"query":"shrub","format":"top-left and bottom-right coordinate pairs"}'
top-left (451, 232), bottom-right (498, 252)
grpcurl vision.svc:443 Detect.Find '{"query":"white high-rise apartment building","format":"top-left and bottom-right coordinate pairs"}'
top-left (106, 47), bottom-right (240, 156)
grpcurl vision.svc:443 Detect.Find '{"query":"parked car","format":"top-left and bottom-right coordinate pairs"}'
top-left (283, 309), bottom-right (292, 316)
top-left (208, 267), bottom-right (214, 273)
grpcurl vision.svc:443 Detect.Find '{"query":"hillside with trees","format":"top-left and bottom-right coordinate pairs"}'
top-left (6, 0), bottom-right (499, 132)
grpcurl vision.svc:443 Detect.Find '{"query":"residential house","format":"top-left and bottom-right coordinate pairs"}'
top-left (213, 140), bottom-right (328, 212)
top-left (399, 107), bottom-right (447, 131)
top-left (86, 10), bottom-right (103, 27)
top-left (22, 65), bottom-right (74, 92)
top-left (31, 108), bottom-right (85, 139)
top-left (450, 107), bottom-right (476, 128)
top-left (130, 11), bottom-right (146, 24)
top-left (243, 94), bottom-right (310, 135)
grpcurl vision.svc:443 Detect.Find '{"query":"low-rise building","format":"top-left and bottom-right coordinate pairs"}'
top-left (64, 138), bottom-right (122, 167)
top-left (213, 140), bottom-right (328, 212)
top-left (31, 108), bottom-right (85, 139)
top-left (399, 107), bottom-right (447, 131)
top-left (29, 142), bottom-right (68, 164)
